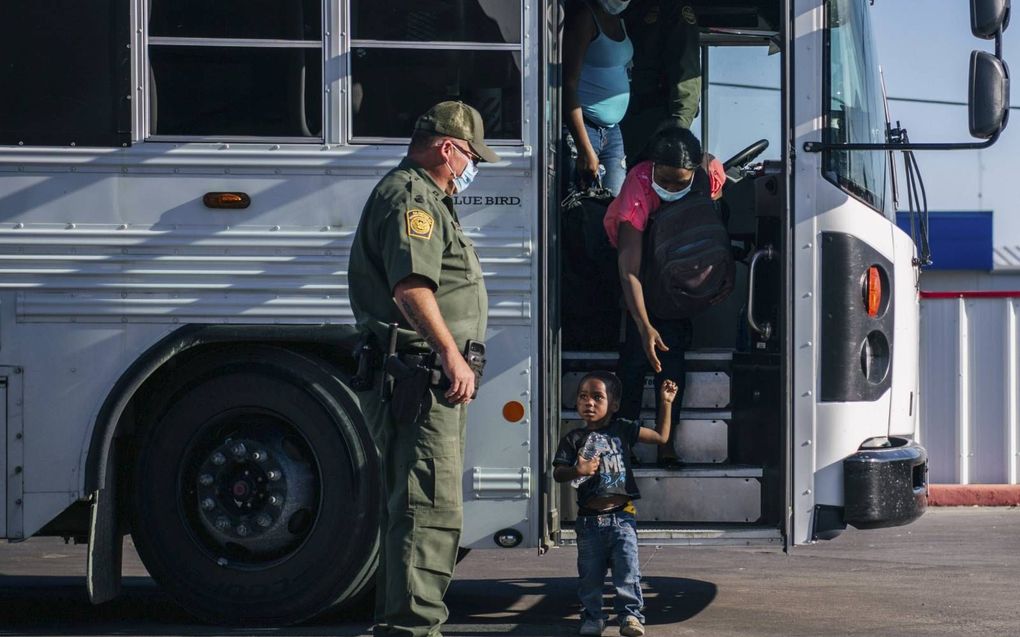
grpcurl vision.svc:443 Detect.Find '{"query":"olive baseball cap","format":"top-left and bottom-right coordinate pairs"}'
top-left (414, 101), bottom-right (501, 163)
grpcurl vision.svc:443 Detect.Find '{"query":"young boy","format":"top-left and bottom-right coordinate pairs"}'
top-left (554, 370), bottom-right (679, 637)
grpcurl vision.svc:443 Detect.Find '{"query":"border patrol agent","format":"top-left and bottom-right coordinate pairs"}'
top-left (622, 1), bottom-right (702, 163)
top-left (348, 101), bottom-right (499, 637)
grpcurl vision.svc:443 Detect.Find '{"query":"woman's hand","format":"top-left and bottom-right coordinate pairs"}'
top-left (640, 323), bottom-right (669, 373)
top-left (575, 148), bottom-right (601, 188)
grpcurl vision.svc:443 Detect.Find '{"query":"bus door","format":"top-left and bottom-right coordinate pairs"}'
top-left (548, 1), bottom-right (788, 548)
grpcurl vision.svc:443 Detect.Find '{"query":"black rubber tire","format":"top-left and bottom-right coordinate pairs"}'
top-left (130, 345), bottom-right (379, 625)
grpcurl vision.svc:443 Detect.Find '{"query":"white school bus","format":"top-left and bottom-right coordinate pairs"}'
top-left (0, 0), bottom-right (1009, 625)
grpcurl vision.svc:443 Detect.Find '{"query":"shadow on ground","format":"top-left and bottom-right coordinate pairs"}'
top-left (0, 574), bottom-right (716, 636)
top-left (444, 575), bottom-right (717, 636)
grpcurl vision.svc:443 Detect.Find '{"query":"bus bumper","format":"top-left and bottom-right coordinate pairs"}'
top-left (843, 437), bottom-right (928, 530)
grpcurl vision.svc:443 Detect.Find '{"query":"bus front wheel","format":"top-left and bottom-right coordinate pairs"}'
top-left (130, 346), bottom-right (379, 625)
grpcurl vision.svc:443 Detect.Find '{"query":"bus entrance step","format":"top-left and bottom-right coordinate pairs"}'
top-left (562, 349), bottom-right (733, 373)
top-left (559, 409), bottom-right (732, 422)
top-left (632, 464), bottom-right (762, 479)
top-left (559, 525), bottom-right (782, 547)
top-left (559, 465), bottom-right (765, 525)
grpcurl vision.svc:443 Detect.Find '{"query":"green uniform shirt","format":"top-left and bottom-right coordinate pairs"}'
top-left (349, 158), bottom-right (487, 353)
top-left (623, 1), bottom-right (702, 160)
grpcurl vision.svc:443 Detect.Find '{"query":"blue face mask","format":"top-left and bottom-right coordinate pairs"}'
top-left (449, 145), bottom-right (479, 193)
top-left (651, 164), bottom-right (693, 202)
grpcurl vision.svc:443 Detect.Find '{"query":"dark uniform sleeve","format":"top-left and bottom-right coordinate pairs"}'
top-left (376, 185), bottom-right (446, 292)
top-left (664, 3), bottom-right (702, 129)
top-left (553, 432), bottom-right (579, 467)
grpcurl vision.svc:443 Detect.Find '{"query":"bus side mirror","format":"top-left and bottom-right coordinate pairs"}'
top-left (969, 50), bottom-right (1010, 139)
top-left (971, 0), bottom-right (1011, 39)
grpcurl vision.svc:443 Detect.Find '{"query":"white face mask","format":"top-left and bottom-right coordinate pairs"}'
top-left (651, 164), bottom-right (693, 202)
top-left (597, 0), bottom-right (630, 16)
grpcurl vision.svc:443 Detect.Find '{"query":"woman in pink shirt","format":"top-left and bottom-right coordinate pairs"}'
top-left (605, 126), bottom-right (724, 464)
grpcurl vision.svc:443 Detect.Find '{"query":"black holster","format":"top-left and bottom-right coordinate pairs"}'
top-left (386, 353), bottom-right (441, 426)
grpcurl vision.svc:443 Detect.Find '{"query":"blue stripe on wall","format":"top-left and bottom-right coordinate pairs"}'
top-left (896, 211), bottom-right (993, 271)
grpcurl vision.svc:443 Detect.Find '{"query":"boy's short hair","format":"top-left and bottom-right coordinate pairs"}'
top-left (577, 371), bottom-right (623, 404)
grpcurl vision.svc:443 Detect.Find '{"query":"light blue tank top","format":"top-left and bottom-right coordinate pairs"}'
top-left (577, 5), bottom-right (633, 127)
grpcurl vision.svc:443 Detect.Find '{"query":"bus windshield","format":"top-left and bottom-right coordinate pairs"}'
top-left (824, 0), bottom-right (888, 214)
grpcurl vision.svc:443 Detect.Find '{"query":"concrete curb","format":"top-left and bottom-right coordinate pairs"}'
top-left (928, 484), bottom-right (1020, 506)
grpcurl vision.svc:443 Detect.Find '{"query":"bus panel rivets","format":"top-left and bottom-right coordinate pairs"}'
top-left (212, 452), bottom-right (226, 466)
top-left (201, 498), bottom-right (215, 511)
top-left (803, 489), bottom-right (812, 495)
top-left (199, 474), bottom-right (214, 486)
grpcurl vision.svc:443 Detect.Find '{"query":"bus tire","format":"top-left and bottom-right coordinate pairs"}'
top-left (129, 346), bottom-right (379, 625)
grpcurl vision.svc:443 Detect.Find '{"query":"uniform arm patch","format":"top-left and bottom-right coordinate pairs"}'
top-left (406, 209), bottom-right (435, 240)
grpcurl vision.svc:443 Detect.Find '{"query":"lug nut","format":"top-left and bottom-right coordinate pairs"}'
top-left (211, 452), bottom-right (226, 466)
top-left (231, 443), bottom-right (247, 457)
top-left (217, 557), bottom-right (228, 567)
top-left (236, 524), bottom-right (250, 537)
top-left (252, 450), bottom-right (266, 462)
top-left (256, 514), bottom-right (272, 528)
top-left (269, 495), bottom-right (282, 506)
top-left (215, 517), bottom-right (230, 531)
top-left (267, 470), bottom-right (282, 481)
top-left (201, 498), bottom-right (216, 511)
top-left (199, 474), bottom-right (214, 486)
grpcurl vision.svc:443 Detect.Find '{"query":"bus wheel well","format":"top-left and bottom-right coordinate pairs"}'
top-left (85, 324), bottom-right (363, 496)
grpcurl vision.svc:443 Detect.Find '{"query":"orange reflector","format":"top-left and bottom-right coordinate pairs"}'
top-left (503, 401), bottom-right (526, 423)
top-left (867, 266), bottom-right (882, 317)
top-left (203, 192), bottom-right (251, 209)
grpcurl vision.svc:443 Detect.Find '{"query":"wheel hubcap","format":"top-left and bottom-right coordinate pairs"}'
top-left (185, 423), bottom-right (318, 563)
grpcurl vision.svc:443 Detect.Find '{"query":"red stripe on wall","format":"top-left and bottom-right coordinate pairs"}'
top-left (920, 291), bottom-right (1020, 299)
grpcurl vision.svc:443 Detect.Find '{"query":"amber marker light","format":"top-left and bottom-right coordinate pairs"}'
top-left (203, 192), bottom-right (251, 209)
top-left (503, 401), bottom-right (526, 423)
top-left (866, 266), bottom-right (882, 317)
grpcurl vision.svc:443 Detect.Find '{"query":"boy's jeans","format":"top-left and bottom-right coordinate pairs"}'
top-left (575, 511), bottom-right (644, 624)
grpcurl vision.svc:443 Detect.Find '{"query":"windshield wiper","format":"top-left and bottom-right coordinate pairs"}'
top-left (890, 123), bottom-right (932, 268)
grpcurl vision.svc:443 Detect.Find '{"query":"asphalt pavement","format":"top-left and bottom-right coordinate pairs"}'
top-left (1, 508), bottom-right (1018, 636)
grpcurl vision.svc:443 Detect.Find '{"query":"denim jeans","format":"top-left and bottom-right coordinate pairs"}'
top-left (563, 120), bottom-right (627, 196)
top-left (575, 511), bottom-right (644, 624)
top-left (618, 314), bottom-right (693, 429)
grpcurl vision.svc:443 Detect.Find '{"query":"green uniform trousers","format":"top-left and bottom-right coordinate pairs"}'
top-left (358, 385), bottom-right (468, 637)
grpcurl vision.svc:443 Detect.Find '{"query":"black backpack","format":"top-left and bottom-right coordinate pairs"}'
top-left (641, 184), bottom-right (735, 320)
top-left (560, 186), bottom-right (622, 349)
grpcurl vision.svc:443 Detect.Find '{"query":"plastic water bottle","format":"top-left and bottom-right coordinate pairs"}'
top-left (571, 432), bottom-right (611, 488)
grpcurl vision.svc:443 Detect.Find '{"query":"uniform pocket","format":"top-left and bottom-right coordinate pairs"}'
top-left (407, 435), bottom-right (461, 510)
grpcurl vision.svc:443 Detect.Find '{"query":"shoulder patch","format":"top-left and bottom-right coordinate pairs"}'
top-left (682, 5), bottom-right (696, 24)
top-left (406, 209), bottom-right (435, 240)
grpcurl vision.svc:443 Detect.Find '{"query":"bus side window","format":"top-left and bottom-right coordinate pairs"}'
top-left (147, 0), bottom-right (323, 140)
top-left (0, 2), bottom-right (130, 147)
top-left (349, 1), bottom-right (524, 142)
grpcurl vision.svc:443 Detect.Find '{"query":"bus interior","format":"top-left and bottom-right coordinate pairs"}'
top-left (551, 0), bottom-right (788, 545)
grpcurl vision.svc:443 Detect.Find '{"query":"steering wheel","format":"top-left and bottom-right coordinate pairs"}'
top-left (722, 139), bottom-right (770, 172)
